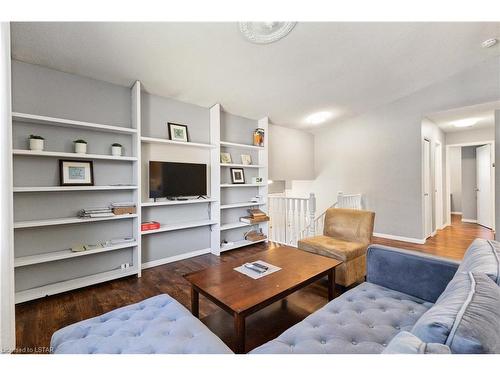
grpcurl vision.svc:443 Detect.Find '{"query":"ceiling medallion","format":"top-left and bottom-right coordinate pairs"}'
top-left (239, 22), bottom-right (296, 44)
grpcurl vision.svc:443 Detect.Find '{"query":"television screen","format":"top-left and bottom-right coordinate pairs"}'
top-left (149, 161), bottom-right (207, 198)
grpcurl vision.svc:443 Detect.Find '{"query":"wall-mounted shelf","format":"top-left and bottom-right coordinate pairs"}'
top-left (13, 149), bottom-right (137, 161)
top-left (220, 183), bottom-right (265, 188)
top-left (14, 214), bottom-right (138, 229)
top-left (220, 141), bottom-right (264, 151)
top-left (14, 242), bottom-right (138, 268)
top-left (220, 221), bottom-right (258, 231)
top-left (141, 136), bottom-right (215, 149)
top-left (12, 112), bottom-right (136, 134)
top-left (13, 185), bottom-right (137, 193)
top-left (220, 238), bottom-right (267, 252)
top-left (220, 202), bottom-right (265, 210)
top-left (141, 219), bottom-right (217, 235)
top-left (220, 163), bottom-right (265, 169)
top-left (15, 267), bottom-right (138, 304)
top-left (141, 198), bottom-right (216, 207)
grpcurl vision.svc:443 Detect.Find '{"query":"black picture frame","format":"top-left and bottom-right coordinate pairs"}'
top-left (168, 122), bottom-right (189, 142)
top-left (230, 168), bottom-right (245, 184)
top-left (59, 159), bottom-right (94, 186)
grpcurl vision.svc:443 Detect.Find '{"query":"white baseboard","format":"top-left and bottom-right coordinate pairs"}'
top-left (141, 248), bottom-right (211, 270)
top-left (373, 232), bottom-right (426, 245)
top-left (462, 218), bottom-right (477, 224)
top-left (451, 212), bottom-right (462, 215)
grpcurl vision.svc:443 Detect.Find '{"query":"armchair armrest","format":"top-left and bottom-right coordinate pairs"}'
top-left (366, 245), bottom-right (460, 303)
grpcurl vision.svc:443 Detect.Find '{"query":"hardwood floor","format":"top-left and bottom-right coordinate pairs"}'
top-left (14, 214), bottom-right (493, 353)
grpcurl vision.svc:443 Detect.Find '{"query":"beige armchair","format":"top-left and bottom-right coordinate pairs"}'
top-left (298, 208), bottom-right (375, 287)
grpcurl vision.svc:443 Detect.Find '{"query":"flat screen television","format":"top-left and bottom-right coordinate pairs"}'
top-left (149, 161), bottom-right (207, 199)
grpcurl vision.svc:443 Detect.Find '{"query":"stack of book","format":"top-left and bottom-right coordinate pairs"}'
top-left (110, 202), bottom-right (137, 215)
top-left (78, 207), bottom-right (114, 218)
top-left (240, 208), bottom-right (270, 224)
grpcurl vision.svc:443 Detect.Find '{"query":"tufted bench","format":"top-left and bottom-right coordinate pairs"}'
top-left (50, 294), bottom-right (233, 354)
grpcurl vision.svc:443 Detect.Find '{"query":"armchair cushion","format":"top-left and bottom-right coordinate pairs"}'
top-left (323, 208), bottom-right (375, 244)
top-left (298, 236), bottom-right (366, 261)
top-left (457, 239), bottom-right (500, 285)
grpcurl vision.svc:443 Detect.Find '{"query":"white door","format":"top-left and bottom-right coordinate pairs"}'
top-left (424, 139), bottom-right (432, 237)
top-left (476, 144), bottom-right (493, 229)
top-left (434, 142), bottom-right (443, 230)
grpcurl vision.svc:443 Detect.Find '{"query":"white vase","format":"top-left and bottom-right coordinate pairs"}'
top-left (74, 143), bottom-right (87, 154)
top-left (29, 138), bottom-right (44, 151)
top-left (111, 146), bottom-right (122, 156)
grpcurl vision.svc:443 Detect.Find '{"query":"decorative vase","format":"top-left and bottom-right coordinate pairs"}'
top-left (29, 138), bottom-right (44, 151)
top-left (111, 146), bottom-right (122, 156)
top-left (75, 143), bottom-right (87, 154)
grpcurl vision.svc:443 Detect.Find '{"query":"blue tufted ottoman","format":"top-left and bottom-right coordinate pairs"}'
top-left (50, 294), bottom-right (233, 354)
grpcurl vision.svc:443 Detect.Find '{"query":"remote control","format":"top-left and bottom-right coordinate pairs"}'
top-left (244, 263), bottom-right (266, 273)
top-left (252, 262), bottom-right (269, 271)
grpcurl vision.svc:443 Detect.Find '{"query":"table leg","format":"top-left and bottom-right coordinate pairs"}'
top-left (191, 287), bottom-right (199, 318)
top-left (328, 269), bottom-right (335, 301)
top-left (234, 313), bottom-right (246, 354)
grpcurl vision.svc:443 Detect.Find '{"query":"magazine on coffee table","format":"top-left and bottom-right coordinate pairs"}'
top-left (234, 260), bottom-right (281, 279)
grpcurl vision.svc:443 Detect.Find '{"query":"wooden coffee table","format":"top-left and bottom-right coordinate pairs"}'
top-left (184, 246), bottom-right (342, 353)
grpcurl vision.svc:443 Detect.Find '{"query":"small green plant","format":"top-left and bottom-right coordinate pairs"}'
top-left (29, 134), bottom-right (45, 140)
top-left (74, 139), bottom-right (87, 144)
top-left (112, 143), bottom-right (122, 147)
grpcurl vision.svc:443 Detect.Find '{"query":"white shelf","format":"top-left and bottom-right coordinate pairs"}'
top-left (14, 242), bottom-right (138, 267)
top-left (13, 185), bottom-right (137, 193)
top-left (220, 141), bottom-right (264, 151)
top-left (12, 112), bottom-right (137, 134)
top-left (13, 149), bottom-right (137, 161)
top-left (220, 183), bottom-right (265, 188)
top-left (15, 267), bottom-right (138, 304)
top-left (141, 136), bottom-right (215, 149)
top-left (220, 221), bottom-right (261, 231)
top-left (220, 201), bottom-right (265, 210)
top-left (220, 163), bottom-right (265, 168)
top-left (141, 198), bottom-right (216, 207)
top-left (141, 220), bottom-right (217, 235)
top-left (220, 238), bottom-right (267, 252)
top-left (14, 214), bottom-right (138, 229)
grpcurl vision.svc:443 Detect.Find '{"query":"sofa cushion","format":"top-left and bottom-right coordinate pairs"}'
top-left (382, 331), bottom-right (450, 354)
top-left (457, 239), bottom-right (500, 285)
top-left (298, 235), bottom-right (366, 261)
top-left (250, 282), bottom-right (432, 354)
top-left (50, 294), bottom-right (233, 354)
top-left (411, 272), bottom-right (500, 353)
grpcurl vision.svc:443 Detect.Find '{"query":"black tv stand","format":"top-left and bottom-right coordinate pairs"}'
top-left (197, 195), bottom-right (207, 200)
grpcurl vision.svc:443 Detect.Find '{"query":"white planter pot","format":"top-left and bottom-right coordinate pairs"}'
top-left (74, 143), bottom-right (87, 154)
top-left (29, 138), bottom-right (44, 151)
top-left (111, 146), bottom-right (122, 156)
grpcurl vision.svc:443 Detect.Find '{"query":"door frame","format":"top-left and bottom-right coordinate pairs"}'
top-left (434, 141), bottom-right (444, 231)
top-left (445, 140), bottom-right (495, 230)
top-left (422, 138), bottom-right (433, 239)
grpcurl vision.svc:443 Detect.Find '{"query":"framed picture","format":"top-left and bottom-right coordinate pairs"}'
top-left (168, 122), bottom-right (189, 142)
top-left (220, 152), bottom-right (232, 164)
top-left (230, 168), bottom-right (245, 184)
top-left (59, 160), bottom-right (94, 186)
top-left (241, 154), bottom-right (252, 165)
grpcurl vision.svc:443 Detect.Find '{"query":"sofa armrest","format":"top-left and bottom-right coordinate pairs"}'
top-left (366, 245), bottom-right (460, 303)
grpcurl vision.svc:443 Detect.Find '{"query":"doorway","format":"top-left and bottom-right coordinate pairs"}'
top-left (423, 139), bottom-right (432, 238)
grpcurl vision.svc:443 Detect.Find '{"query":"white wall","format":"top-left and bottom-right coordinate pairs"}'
top-left (461, 146), bottom-right (478, 221)
top-left (446, 127), bottom-right (494, 145)
top-left (269, 124), bottom-right (314, 183)
top-left (449, 147), bottom-right (462, 213)
top-left (313, 56), bottom-right (500, 241)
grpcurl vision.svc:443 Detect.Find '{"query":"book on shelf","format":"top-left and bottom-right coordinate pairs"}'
top-left (110, 202), bottom-right (136, 207)
top-left (247, 208), bottom-right (267, 217)
top-left (78, 207), bottom-right (114, 218)
top-left (239, 215), bottom-right (270, 224)
top-left (110, 201), bottom-right (137, 215)
top-left (141, 221), bottom-right (161, 231)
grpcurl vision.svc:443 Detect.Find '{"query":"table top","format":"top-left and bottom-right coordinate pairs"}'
top-left (184, 246), bottom-right (342, 314)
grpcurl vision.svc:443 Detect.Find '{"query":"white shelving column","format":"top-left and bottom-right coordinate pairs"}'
top-left (210, 104), bottom-right (221, 255)
top-left (259, 116), bottom-right (269, 239)
top-left (131, 81), bottom-right (142, 277)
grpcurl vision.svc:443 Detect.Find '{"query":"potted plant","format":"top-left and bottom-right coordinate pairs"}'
top-left (74, 139), bottom-right (87, 154)
top-left (29, 135), bottom-right (45, 151)
top-left (111, 143), bottom-right (122, 156)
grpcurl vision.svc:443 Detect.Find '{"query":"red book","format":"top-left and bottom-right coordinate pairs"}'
top-left (141, 221), bottom-right (160, 231)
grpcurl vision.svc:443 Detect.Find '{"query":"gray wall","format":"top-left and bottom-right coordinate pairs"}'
top-left (449, 147), bottom-right (462, 213)
top-left (446, 127), bottom-right (495, 145)
top-left (269, 124), bottom-right (314, 182)
top-left (461, 146), bottom-right (477, 221)
top-left (313, 56), bottom-right (500, 240)
top-left (496, 110), bottom-right (500, 240)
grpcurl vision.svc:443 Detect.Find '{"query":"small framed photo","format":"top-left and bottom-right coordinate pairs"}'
top-left (241, 154), bottom-right (252, 165)
top-left (168, 122), bottom-right (189, 142)
top-left (59, 160), bottom-right (94, 186)
top-left (220, 152), bottom-right (232, 164)
top-left (230, 168), bottom-right (245, 184)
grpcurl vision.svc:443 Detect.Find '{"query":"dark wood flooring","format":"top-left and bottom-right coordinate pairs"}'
top-left (15, 214), bottom-right (493, 353)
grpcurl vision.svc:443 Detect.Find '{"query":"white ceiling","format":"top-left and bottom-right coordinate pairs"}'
top-left (427, 101), bottom-right (500, 133)
top-left (10, 22), bottom-right (500, 131)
